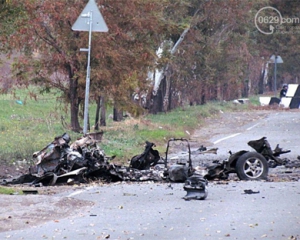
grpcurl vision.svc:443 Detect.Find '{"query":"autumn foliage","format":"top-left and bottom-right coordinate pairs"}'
top-left (1, 0), bottom-right (300, 131)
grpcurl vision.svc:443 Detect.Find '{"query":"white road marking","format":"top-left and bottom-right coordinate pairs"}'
top-left (213, 133), bottom-right (241, 144)
top-left (213, 122), bottom-right (260, 145)
top-left (247, 123), bottom-right (260, 131)
top-left (67, 186), bottom-right (95, 198)
top-left (67, 190), bottom-right (83, 198)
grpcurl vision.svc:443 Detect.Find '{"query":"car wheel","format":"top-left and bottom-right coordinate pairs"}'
top-left (236, 152), bottom-right (268, 180)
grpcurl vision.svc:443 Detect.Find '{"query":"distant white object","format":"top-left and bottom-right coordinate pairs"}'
top-left (280, 84), bottom-right (300, 109)
top-left (259, 84), bottom-right (300, 109)
top-left (286, 84), bottom-right (299, 97)
top-left (259, 96), bottom-right (280, 106)
top-left (259, 97), bottom-right (271, 106)
top-left (279, 97), bottom-right (291, 108)
top-left (233, 98), bottom-right (249, 104)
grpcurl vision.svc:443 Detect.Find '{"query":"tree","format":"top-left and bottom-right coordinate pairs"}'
top-left (0, 0), bottom-right (26, 92)
top-left (150, 0), bottom-right (275, 111)
top-left (0, 0), bottom-right (175, 132)
top-left (263, 0), bottom-right (300, 86)
top-left (3, 0), bottom-right (300, 123)
top-left (0, 1), bottom-right (89, 131)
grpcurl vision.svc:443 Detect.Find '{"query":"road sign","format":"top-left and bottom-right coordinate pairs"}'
top-left (269, 55), bottom-right (283, 63)
top-left (72, 0), bottom-right (108, 32)
top-left (71, 0), bottom-right (108, 134)
top-left (269, 55), bottom-right (283, 97)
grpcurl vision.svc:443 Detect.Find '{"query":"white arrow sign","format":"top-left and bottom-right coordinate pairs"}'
top-left (72, 0), bottom-right (108, 32)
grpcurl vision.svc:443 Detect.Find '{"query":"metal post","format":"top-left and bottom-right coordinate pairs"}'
top-left (274, 55), bottom-right (277, 97)
top-left (83, 11), bottom-right (93, 135)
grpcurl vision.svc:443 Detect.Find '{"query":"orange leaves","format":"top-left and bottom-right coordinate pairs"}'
top-left (2, 0), bottom-right (186, 114)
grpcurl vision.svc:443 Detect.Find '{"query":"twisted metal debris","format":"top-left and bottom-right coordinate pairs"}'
top-left (1, 132), bottom-right (298, 188)
top-left (2, 132), bottom-right (169, 186)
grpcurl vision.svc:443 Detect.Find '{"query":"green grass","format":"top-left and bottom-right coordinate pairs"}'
top-left (0, 87), bottom-right (261, 165)
top-left (0, 87), bottom-right (82, 164)
top-left (0, 186), bottom-right (22, 195)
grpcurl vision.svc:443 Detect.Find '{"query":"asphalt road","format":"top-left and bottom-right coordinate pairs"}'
top-left (0, 181), bottom-right (299, 240)
top-left (209, 110), bottom-right (300, 159)
top-left (1, 110), bottom-right (300, 240)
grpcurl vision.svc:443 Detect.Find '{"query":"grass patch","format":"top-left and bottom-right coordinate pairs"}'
top-left (0, 87), bottom-right (82, 164)
top-left (0, 186), bottom-right (22, 195)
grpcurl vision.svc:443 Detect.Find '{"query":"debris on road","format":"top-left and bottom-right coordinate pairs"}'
top-left (1, 132), bottom-right (167, 186)
top-left (22, 190), bottom-right (39, 195)
top-left (243, 189), bottom-right (260, 194)
top-left (183, 174), bottom-right (208, 200)
top-left (129, 141), bottom-right (160, 170)
top-left (203, 137), bottom-right (292, 181)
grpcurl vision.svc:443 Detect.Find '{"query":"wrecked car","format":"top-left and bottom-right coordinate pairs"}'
top-left (204, 137), bottom-right (290, 180)
top-left (22, 131), bottom-right (119, 186)
top-left (152, 137), bottom-right (291, 181)
top-left (2, 132), bottom-right (166, 186)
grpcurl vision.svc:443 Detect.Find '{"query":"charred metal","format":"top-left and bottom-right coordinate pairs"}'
top-left (0, 133), bottom-right (295, 188)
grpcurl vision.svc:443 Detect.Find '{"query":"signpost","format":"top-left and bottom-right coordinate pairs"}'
top-left (72, 0), bottom-right (108, 134)
top-left (269, 54), bottom-right (283, 97)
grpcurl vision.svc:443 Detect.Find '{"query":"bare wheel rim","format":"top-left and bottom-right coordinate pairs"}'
top-left (242, 157), bottom-right (264, 179)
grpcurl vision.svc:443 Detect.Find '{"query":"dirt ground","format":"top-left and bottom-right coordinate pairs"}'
top-left (0, 108), bottom-right (299, 233)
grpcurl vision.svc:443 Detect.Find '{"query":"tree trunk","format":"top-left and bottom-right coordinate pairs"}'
top-left (149, 28), bottom-right (190, 114)
top-left (258, 70), bottom-right (265, 94)
top-left (201, 85), bottom-right (206, 105)
top-left (163, 64), bottom-right (172, 112)
top-left (100, 97), bottom-right (106, 126)
top-left (95, 96), bottom-right (101, 130)
top-left (163, 80), bottom-right (170, 112)
top-left (242, 79), bottom-right (249, 98)
top-left (217, 81), bottom-right (222, 101)
top-left (95, 96), bottom-right (106, 130)
top-left (113, 107), bottom-right (123, 121)
top-left (69, 76), bottom-right (81, 132)
top-left (149, 79), bottom-right (165, 114)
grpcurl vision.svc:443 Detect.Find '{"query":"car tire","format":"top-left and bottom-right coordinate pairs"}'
top-left (236, 152), bottom-right (268, 180)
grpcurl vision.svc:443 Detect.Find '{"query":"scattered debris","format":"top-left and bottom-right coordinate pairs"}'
top-left (203, 137), bottom-right (291, 181)
top-left (2, 132), bottom-right (170, 186)
top-left (22, 190), bottom-right (38, 195)
top-left (183, 174), bottom-right (208, 200)
top-left (243, 189), bottom-right (260, 194)
top-left (164, 138), bottom-right (194, 182)
top-left (129, 141), bottom-right (160, 170)
top-left (0, 133), bottom-right (299, 187)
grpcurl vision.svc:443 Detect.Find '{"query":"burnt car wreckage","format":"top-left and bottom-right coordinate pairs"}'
top-left (0, 132), bottom-right (294, 199)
